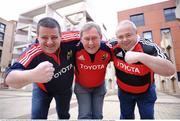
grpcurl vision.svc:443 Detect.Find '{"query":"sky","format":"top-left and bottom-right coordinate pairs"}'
top-left (0, 0), bottom-right (167, 38)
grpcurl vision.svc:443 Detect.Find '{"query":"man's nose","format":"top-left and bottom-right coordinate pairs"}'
top-left (47, 38), bottom-right (53, 45)
top-left (88, 40), bottom-right (93, 44)
top-left (122, 36), bottom-right (128, 42)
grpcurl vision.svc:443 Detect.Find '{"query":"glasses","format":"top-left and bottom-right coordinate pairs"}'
top-left (116, 33), bottom-right (134, 40)
top-left (82, 36), bottom-right (100, 42)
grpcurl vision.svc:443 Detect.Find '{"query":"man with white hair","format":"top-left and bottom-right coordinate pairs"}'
top-left (111, 20), bottom-right (175, 119)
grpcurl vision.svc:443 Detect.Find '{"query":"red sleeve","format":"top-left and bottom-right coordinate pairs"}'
top-left (61, 31), bottom-right (80, 42)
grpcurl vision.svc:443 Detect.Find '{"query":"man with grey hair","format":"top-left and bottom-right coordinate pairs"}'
top-left (111, 20), bottom-right (175, 119)
top-left (74, 22), bottom-right (112, 119)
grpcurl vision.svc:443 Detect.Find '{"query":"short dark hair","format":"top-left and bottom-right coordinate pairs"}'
top-left (37, 17), bottom-right (61, 35)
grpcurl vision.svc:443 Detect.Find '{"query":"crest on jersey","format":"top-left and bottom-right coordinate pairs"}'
top-left (101, 53), bottom-right (108, 61)
top-left (67, 50), bottom-right (73, 60)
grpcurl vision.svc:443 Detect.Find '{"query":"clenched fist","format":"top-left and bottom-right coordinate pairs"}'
top-left (124, 51), bottom-right (141, 64)
top-left (31, 61), bottom-right (55, 83)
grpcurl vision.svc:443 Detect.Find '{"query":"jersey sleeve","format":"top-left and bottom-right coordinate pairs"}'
top-left (140, 39), bottom-right (168, 59)
top-left (61, 31), bottom-right (80, 42)
top-left (153, 43), bottom-right (168, 59)
top-left (4, 62), bottom-right (25, 78)
top-left (61, 31), bottom-right (80, 54)
top-left (18, 44), bottom-right (42, 68)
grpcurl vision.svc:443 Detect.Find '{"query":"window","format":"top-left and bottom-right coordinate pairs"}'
top-left (177, 72), bottom-right (180, 82)
top-left (0, 50), bottom-right (2, 61)
top-left (164, 7), bottom-right (176, 21)
top-left (161, 28), bottom-right (172, 52)
top-left (0, 23), bottom-right (6, 33)
top-left (161, 28), bottom-right (171, 36)
top-left (0, 32), bottom-right (4, 40)
top-left (130, 13), bottom-right (144, 26)
top-left (143, 31), bottom-right (153, 42)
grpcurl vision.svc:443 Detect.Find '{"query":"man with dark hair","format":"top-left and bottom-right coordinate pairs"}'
top-left (5, 17), bottom-right (80, 119)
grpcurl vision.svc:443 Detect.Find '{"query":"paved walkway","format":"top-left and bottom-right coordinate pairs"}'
top-left (0, 89), bottom-right (180, 120)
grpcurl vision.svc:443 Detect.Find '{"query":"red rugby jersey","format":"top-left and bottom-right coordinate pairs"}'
top-left (75, 42), bottom-right (111, 88)
top-left (112, 38), bottom-right (167, 94)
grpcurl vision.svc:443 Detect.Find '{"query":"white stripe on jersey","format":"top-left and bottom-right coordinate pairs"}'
top-left (19, 45), bottom-right (42, 66)
top-left (139, 39), bottom-right (167, 59)
top-left (19, 46), bottom-right (40, 63)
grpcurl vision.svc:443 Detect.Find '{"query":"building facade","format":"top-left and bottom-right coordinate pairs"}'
top-left (0, 18), bottom-right (16, 88)
top-left (175, 0), bottom-right (180, 20)
top-left (117, 0), bottom-right (180, 93)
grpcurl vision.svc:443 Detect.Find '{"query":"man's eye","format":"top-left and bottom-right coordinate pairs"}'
top-left (126, 34), bottom-right (131, 38)
top-left (51, 37), bottom-right (58, 40)
top-left (92, 37), bottom-right (98, 40)
top-left (117, 36), bottom-right (123, 40)
top-left (41, 37), bottom-right (48, 40)
top-left (84, 38), bottom-right (90, 41)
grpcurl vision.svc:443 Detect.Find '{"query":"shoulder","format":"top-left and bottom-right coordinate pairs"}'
top-left (139, 38), bottom-right (167, 58)
top-left (18, 43), bottom-right (43, 67)
top-left (61, 31), bottom-right (80, 42)
top-left (139, 38), bottom-right (158, 52)
top-left (100, 41), bottom-right (112, 52)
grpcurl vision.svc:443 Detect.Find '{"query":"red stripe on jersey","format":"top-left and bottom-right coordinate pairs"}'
top-left (18, 44), bottom-right (43, 68)
top-left (61, 31), bottom-right (80, 42)
top-left (117, 78), bottom-right (150, 94)
top-left (36, 83), bottom-right (48, 93)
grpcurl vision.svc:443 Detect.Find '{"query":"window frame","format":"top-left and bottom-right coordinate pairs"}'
top-left (164, 7), bottom-right (176, 21)
top-left (130, 13), bottom-right (145, 26)
top-left (143, 31), bottom-right (153, 42)
top-left (0, 32), bottom-right (4, 40)
top-left (0, 23), bottom-right (6, 33)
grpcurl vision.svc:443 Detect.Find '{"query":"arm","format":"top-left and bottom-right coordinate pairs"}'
top-left (5, 61), bottom-right (55, 89)
top-left (125, 51), bottom-right (175, 76)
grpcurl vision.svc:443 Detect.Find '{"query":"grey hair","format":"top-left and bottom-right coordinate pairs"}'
top-left (115, 20), bottom-right (137, 35)
top-left (80, 22), bottom-right (102, 38)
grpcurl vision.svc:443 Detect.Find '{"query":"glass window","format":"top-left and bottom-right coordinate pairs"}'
top-left (161, 28), bottom-right (172, 51)
top-left (143, 31), bottom-right (153, 42)
top-left (0, 23), bottom-right (6, 33)
top-left (130, 13), bottom-right (144, 26)
top-left (0, 41), bottom-right (3, 46)
top-left (177, 72), bottom-right (180, 82)
top-left (164, 7), bottom-right (176, 21)
top-left (0, 32), bottom-right (4, 40)
top-left (161, 28), bottom-right (171, 36)
top-left (0, 50), bottom-right (2, 60)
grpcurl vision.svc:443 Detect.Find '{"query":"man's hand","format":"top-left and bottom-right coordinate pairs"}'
top-left (31, 61), bottom-right (55, 83)
top-left (124, 51), bottom-right (141, 64)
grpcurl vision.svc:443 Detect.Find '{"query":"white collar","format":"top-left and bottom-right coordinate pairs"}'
top-left (129, 37), bottom-right (139, 51)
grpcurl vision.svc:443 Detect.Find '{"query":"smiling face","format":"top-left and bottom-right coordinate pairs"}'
top-left (81, 27), bottom-right (102, 54)
top-left (37, 26), bottom-right (61, 53)
top-left (116, 22), bottom-right (138, 51)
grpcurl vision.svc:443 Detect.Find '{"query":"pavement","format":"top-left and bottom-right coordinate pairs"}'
top-left (0, 89), bottom-right (180, 120)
